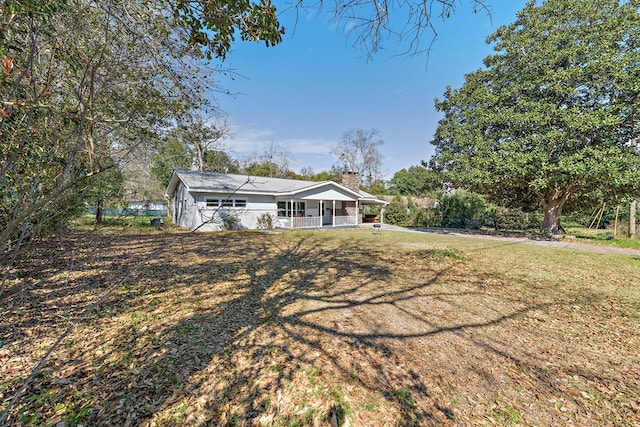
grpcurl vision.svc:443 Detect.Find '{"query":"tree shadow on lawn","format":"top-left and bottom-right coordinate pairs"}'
top-left (2, 230), bottom-right (634, 426)
top-left (0, 231), bottom-right (180, 349)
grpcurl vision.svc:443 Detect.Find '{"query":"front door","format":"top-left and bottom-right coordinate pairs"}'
top-left (322, 204), bottom-right (332, 225)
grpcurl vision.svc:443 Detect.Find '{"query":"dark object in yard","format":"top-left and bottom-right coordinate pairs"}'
top-left (363, 214), bottom-right (380, 223)
top-left (373, 223), bottom-right (381, 235)
top-left (605, 236), bottom-right (614, 240)
top-left (150, 218), bottom-right (164, 230)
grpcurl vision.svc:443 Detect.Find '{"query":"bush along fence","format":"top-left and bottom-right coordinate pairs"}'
top-left (381, 190), bottom-right (639, 233)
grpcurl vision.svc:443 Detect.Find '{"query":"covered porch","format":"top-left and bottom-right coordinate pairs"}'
top-left (275, 198), bottom-right (388, 229)
top-left (273, 179), bottom-right (388, 230)
top-left (276, 198), bottom-right (360, 229)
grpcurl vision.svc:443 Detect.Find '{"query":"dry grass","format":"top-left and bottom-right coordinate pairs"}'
top-left (1, 228), bottom-right (639, 426)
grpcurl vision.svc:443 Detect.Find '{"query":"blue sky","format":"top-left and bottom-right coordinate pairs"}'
top-left (218, 1), bottom-right (529, 179)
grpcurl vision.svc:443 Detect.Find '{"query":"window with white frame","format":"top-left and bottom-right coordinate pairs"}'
top-left (277, 201), bottom-right (287, 217)
top-left (277, 201), bottom-right (305, 217)
top-left (208, 198), bottom-right (246, 208)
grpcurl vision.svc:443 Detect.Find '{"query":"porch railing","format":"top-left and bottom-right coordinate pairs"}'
top-left (292, 216), bottom-right (322, 229)
top-left (334, 216), bottom-right (358, 226)
top-left (278, 215), bottom-right (358, 229)
top-left (278, 216), bottom-right (322, 229)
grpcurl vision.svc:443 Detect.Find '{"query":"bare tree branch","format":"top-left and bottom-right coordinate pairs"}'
top-left (294, 0), bottom-right (491, 57)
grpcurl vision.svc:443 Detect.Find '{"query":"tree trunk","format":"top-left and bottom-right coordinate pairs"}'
top-left (95, 199), bottom-right (104, 225)
top-left (541, 198), bottom-right (564, 235)
top-left (197, 146), bottom-right (204, 171)
top-left (630, 200), bottom-right (637, 238)
top-left (165, 196), bottom-right (173, 224)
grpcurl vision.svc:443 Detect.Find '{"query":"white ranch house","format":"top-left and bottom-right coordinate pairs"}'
top-left (165, 170), bottom-right (388, 232)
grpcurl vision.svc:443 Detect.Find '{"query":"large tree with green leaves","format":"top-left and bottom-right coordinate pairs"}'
top-left (0, 0), bottom-right (286, 284)
top-left (176, 115), bottom-right (231, 172)
top-left (241, 142), bottom-right (294, 178)
top-left (388, 164), bottom-right (442, 196)
top-left (431, 0), bottom-right (640, 234)
top-left (150, 131), bottom-right (195, 189)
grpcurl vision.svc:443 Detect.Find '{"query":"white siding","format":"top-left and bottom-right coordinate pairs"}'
top-left (174, 182), bottom-right (198, 229)
top-left (190, 193), bottom-right (277, 231)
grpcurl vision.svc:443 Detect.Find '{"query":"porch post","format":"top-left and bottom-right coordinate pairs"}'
top-left (332, 200), bottom-right (336, 227)
top-left (320, 200), bottom-right (323, 227)
top-left (355, 200), bottom-right (359, 225)
top-left (381, 206), bottom-right (385, 224)
top-left (290, 198), bottom-right (294, 229)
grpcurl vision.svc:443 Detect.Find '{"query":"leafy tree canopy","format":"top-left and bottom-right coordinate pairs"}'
top-left (366, 179), bottom-right (387, 195)
top-left (150, 132), bottom-right (195, 189)
top-left (388, 164), bottom-right (442, 196)
top-left (203, 150), bottom-right (241, 174)
top-left (175, 0), bottom-right (285, 59)
top-left (430, 0), bottom-right (640, 234)
top-left (305, 167), bottom-right (345, 183)
top-left (241, 160), bottom-right (298, 178)
top-left (177, 115), bottom-right (231, 171)
top-left (240, 142), bottom-right (294, 178)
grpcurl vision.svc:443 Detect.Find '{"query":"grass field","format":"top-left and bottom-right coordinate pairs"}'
top-left (1, 227), bottom-right (639, 426)
top-left (565, 227), bottom-right (640, 250)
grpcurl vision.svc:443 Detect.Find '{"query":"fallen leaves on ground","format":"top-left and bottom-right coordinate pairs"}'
top-left (1, 228), bottom-right (639, 426)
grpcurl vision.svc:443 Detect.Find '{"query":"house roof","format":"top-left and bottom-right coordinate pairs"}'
top-left (165, 170), bottom-right (388, 204)
top-left (359, 189), bottom-right (389, 205)
top-left (166, 170), bottom-right (315, 194)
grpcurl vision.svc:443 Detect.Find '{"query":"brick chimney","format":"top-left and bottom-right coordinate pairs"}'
top-left (341, 171), bottom-right (360, 193)
top-left (341, 172), bottom-right (361, 224)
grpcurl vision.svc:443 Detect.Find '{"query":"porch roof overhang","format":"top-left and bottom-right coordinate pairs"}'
top-left (359, 198), bottom-right (389, 206)
top-left (275, 184), bottom-right (361, 201)
top-left (358, 190), bottom-right (390, 206)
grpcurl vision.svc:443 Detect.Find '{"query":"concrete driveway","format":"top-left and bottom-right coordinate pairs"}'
top-left (361, 223), bottom-right (640, 257)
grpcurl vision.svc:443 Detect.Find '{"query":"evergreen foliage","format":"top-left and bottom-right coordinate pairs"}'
top-left (431, 0), bottom-right (640, 234)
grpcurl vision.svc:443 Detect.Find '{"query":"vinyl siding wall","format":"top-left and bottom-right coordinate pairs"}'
top-left (173, 182), bottom-right (197, 230)
top-left (192, 193), bottom-right (276, 231)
